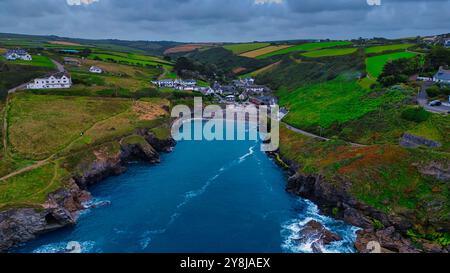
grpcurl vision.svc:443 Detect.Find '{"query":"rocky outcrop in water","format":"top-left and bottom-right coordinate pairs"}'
top-left (0, 130), bottom-right (175, 252)
top-left (297, 220), bottom-right (342, 253)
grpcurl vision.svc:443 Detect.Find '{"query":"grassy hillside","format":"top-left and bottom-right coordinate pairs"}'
top-left (0, 55), bottom-right (55, 69)
top-left (257, 41), bottom-right (353, 59)
top-left (7, 94), bottom-right (131, 160)
top-left (88, 51), bottom-right (172, 69)
top-left (365, 43), bottom-right (416, 54)
top-left (1, 93), bottom-right (171, 209)
top-left (366, 52), bottom-right (418, 78)
top-left (301, 48), bottom-right (358, 58)
top-left (278, 76), bottom-right (405, 130)
top-left (0, 61), bottom-right (53, 101)
top-left (279, 125), bottom-right (449, 242)
top-left (0, 33), bottom-right (181, 56)
top-left (187, 47), bottom-right (271, 76)
top-left (223, 43), bottom-right (270, 54)
top-left (256, 51), bottom-right (365, 90)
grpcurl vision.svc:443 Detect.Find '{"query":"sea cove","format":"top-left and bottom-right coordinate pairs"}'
top-left (14, 121), bottom-right (358, 253)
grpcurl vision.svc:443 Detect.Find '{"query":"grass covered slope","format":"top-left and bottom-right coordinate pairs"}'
top-left (365, 43), bottom-right (415, 54)
top-left (301, 48), bottom-right (358, 58)
top-left (279, 125), bottom-right (449, 240)
top-left (1, 92), bottom-right (170, 209)
top-left (1, 55), bottom-right (55, 69)
top-left (7, 94), bottom-right (132, 160)
top-left (366, 52), bottom-right (417, 78)
top-left (278, 76), bottom-right (405, 130)
top-left (223, 43), bottom-right (270, 54)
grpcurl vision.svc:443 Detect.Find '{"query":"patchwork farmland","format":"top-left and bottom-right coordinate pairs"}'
top-left (240, 45), bottom-right (292, 58)
top-left (257, 41), bottom-right (353, 59)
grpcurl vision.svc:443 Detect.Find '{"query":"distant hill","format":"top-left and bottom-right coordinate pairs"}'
top-left (0, 33), bottom-right (183, 57)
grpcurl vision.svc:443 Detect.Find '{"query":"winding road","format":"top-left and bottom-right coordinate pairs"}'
top-left (418, 81), bottom-right (450, 113)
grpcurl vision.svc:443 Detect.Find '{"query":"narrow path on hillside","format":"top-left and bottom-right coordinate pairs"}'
top-left (283, 122), bottom-right (367, 147)
top-left (52, 59), bottom-right (65, 73)
top-left (2, 97), bottom-right (10, 157)
top-left (2, 59), bottom-right (65, 159)
top-left (0, 107), bottom-right (130, 182)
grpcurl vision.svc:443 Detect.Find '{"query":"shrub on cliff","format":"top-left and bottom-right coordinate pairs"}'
top-left (401, 107), bottom-right (431, 123)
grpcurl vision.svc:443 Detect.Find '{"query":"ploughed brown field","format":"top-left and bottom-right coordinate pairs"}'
top-left (232, 67), bottom-right (247, 74)
top-left (164, 44), bottom-right (214, 54)
top-left (48, 41), bottom-right (83, 46)
top-left (239, 45), bottom-right (292, 58)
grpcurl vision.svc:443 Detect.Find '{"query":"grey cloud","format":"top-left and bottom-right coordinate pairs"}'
top-left (0, 0), bottom-right (448, 42)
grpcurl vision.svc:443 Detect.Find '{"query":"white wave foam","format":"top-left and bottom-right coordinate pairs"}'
top-left (32, 241), bottom-right (96, 253)
top-left (238, 146), bottom-right (256, 163)
top-left (281, 199), bottom-right (360, 253)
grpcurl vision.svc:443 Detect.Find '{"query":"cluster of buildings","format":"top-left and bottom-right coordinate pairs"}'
top-left (444, 39), bottom-right (450, 48)
top-left (4, 49), bottom-right (32, 61)
top-left (422, 36), bottom-right (450, 48)
top-left (211, 78), bottom-right (272, 104)
top-left (152, 77), bottom-right (277, 105)
top-left (151, 79), bottom-right (198, 90)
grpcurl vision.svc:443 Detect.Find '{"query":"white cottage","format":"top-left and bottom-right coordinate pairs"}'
top-left (4, 49), bottom-right (32, 61)
top-left (27, 72), bottom-right (72, 89)
top-left (89, 66), bottom-right (103, 74)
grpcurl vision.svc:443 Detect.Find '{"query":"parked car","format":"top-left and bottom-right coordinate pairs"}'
top-left (429, 100), bottom-right (442, 107)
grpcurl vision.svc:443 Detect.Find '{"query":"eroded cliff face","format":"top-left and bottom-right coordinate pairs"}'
top-left (0, 130), bottom-right (175, 252)
top-left (273, 153), bottom-right (449, 253)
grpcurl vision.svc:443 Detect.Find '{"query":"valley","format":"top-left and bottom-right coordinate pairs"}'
top-left (0, 32), bottom-right (449, 253)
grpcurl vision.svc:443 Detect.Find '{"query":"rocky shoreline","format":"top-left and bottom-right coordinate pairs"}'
top-left (0, 128), bottom-right (176, 252)
top-left (1, 124), bottom-right (447, 253)
top-left (268, 151), bottom-right (449, 253)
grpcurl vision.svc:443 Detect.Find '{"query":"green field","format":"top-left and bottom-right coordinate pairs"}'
top-left (88, 52), bottom-right (172, 69)
top-left (257, 41), bottom-right (353, 59)
top-left (7, 94), bottom-right (132, 160)
top-left (301, 48), bottom-right (358, 58)
top-left (365, 43), bottom-right (415, 54)
top-left (366, 52), bottom-right (418, 78)
top-left (278, 77), bottom-right (405, 130)
top-left (1, 55), bottom-right (55, 69)
top-left (223, 43), bottom-right (270, 54)
top-left (0, 162), bottom-right (68, 210)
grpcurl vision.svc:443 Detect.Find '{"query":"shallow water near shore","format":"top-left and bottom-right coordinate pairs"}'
top-left (15, 120), bottom-right (358, 253)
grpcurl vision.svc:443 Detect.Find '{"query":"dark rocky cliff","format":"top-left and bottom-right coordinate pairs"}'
top-left (270, 152), bottom-right (449, 253)
top-left (0, 130), bottom-right (175, 252)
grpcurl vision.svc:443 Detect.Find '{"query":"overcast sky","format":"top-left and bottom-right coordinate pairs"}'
top-left (0, 0), bottom-right (449, 42)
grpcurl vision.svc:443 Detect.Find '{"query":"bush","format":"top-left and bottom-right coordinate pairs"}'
top-left (401, 107), bottom-right (431, 123)
top-left (427, 85), bottom-right (441, 98)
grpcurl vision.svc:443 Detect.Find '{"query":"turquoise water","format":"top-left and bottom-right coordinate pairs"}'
top-left (15, 121), bottom-right (358, 253)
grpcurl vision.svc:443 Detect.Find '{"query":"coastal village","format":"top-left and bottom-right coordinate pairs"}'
top-left (4, 48), bottom-right (281, 110)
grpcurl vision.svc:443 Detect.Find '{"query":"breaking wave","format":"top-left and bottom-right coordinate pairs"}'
top-left (281, 199), bottom-right (359, 253)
